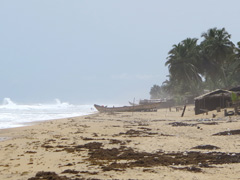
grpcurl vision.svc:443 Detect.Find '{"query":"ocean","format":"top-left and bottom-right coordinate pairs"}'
top-left (0, 98), bottom-right (96, 129)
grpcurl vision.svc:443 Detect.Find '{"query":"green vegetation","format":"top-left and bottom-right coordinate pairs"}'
top-left (150, 27), bottom-right (240, 104)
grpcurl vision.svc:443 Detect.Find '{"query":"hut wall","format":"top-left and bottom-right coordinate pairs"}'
top-left (195, 96), bottom-right (231, 115)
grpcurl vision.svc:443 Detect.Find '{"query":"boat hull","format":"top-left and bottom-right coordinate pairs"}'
top-left (94, 103), bottom-right (163, 113)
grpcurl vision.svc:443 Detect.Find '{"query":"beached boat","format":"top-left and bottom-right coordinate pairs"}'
top-left (94, 102), bottom-right (162, 113)
top-left (139, 99), bottom-right (163, 104)
top-left (129, 99), bottom-right (174, 109)
top-left (128, 101), bottom-right (138, 106)
top-left (129, 99), bottom-right (164, 106)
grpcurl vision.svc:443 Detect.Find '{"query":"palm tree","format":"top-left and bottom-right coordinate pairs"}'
top-left (165, 38), bottom-right (202, 96)
top-left (233, 42), bottom-right (240, 72)
top-left (200, 28), bottom-right (235, 89)
top-left (149, 85), bottom-right (161, 99)
top-left (149, 84), bottom-right (169, 99)
top-left (228, 41), bottom-right (240, 87)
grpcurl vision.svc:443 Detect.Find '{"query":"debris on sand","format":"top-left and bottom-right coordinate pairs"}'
top-left (198, 122), bottom-right (218, 125)
top-left (28, 171), bottom-right (100, 180)
top-left (62, 169), bottom-right (79, 174)
top-left (117, 129), bottom-right (158, 137)
top-left (191, 145), bottom-right (220, 150)
top-left (86, 144), bottom-right (240, 172)
top-left (75, 142), bottom-right (103, 149)
top-left (171, 166), bottom-right (202, 172)
top-left (28, 171), bottom-right (72, 180)
top-left (169, 122), bottom-right (196, 127)
top-left (213, 129), bottom-right (240, 136)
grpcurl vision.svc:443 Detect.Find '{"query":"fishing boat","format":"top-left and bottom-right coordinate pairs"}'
top-left (94, 102), bottom-right (162, 113)
top-left (129, 99), bottom-right (163, 106)
top-left (128, 98), bottom-right (174, 109)
top-left (128, 101), bottom-right (138, 106)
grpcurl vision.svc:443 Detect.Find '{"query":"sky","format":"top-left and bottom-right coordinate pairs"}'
top-left (0, 0), bottom-right (240, 105)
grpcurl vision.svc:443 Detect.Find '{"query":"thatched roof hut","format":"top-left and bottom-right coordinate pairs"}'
top-left (194, 89), bottom-right (232, 115)
top-left (229, 86), bottom-right (240, 92)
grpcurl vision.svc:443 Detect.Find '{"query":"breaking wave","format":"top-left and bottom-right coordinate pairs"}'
top-left (0, 98), bottom-right (96, 129)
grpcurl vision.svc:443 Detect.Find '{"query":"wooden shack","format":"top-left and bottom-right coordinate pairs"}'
top-left (229, 86), bottom-right (240, 92)
top-left (194, 89), bottom-right (231, 115)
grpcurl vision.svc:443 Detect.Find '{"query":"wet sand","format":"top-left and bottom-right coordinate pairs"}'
top-left (0, 106), bottom-right (240, 180)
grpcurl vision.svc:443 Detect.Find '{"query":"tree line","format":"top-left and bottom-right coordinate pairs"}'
top-left (150, 27), bottom-right (240, 104)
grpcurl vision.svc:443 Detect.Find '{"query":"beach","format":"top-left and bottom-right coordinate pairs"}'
top-left (0, 106), bottom-right (240, 180)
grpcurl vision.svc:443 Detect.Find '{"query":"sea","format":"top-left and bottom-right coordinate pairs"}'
top-left (0, 98), bottom-right (97, 130)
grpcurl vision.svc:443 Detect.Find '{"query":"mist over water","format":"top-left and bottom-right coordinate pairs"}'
top-left (0, 98), bottom-right (96, 129)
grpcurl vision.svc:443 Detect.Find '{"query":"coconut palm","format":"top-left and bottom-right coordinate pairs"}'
top-left (150, 27), bottom-right (239, 105)
top-left (149, 85), bottom-right (161, 99)
top-left (165, 38), bottom-right (202, 96)
top-left (233, 42), bottom-right (240, 72)
top-left (227, 41), bottom-right (240, 87)
top-left (200, 28), bottom-right (235, 89)
top-left (149, 84), bottom-right (169, 99)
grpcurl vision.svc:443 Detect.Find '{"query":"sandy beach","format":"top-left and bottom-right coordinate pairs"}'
top-left (0, 106), bottom-right (240, 180)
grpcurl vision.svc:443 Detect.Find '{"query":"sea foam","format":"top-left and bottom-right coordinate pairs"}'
top-left (0, 98), bottom-right (96, 129)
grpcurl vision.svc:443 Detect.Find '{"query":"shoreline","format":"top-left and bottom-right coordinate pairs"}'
top-left (0, 101), bottom-right (96, 131)
top-left (1, 106), bottom-right (240, 180)
top-left (0, 113), bottom-right (97, 141)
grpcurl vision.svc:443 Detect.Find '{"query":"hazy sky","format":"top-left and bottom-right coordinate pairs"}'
top-left (0, 0), bottom-right (240, 104)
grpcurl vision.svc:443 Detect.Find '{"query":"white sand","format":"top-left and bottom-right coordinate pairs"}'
top-left (0, 106), bottom-right (240, 180)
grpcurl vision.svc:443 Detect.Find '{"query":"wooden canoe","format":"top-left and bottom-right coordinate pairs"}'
top-left (94, 102), bottom-right (162, 113)
top-left (128, 101), bottom-right (138, 106)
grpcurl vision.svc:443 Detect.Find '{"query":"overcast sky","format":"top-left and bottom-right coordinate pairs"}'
top-left (0, 0), bottom-right (240, 104)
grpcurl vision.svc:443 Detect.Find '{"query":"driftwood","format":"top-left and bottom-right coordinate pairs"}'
top-left (181, 105), bottom-right (187, 117)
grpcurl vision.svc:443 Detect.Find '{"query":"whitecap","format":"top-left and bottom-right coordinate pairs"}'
top-left (0, 98), bottom-right (97, 129)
